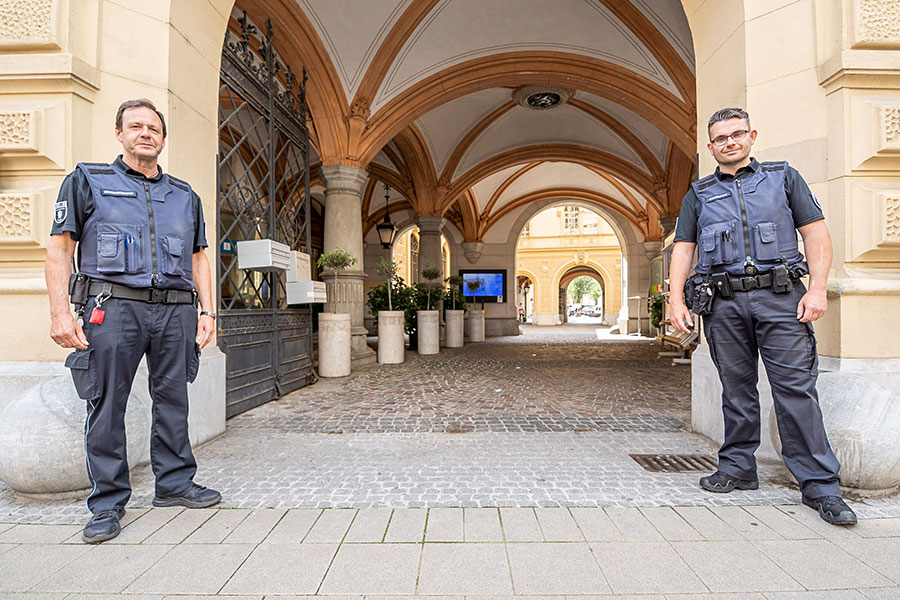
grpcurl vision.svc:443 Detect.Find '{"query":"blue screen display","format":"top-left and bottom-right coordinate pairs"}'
top-left (462, 272), bottom-right (504, 299)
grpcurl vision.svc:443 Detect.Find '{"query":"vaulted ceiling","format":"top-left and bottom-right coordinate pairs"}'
top-left (243, 0), bottom-right (697, 243)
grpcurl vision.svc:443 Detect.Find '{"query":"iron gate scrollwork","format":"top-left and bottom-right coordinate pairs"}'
top-left (217, 9), bottom-right (313, 417)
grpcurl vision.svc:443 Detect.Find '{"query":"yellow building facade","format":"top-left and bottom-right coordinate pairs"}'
top-left (516, 205), bottom-right (623, 326)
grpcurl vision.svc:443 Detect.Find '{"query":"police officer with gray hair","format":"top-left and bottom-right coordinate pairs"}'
top-left (668, 108), bottom-right (856, 526)
top-left (45, 99), bottom-right (221, 543)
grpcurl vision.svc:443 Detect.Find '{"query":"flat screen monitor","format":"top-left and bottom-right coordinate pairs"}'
top-left (460, 269), bottom-right (506, 303)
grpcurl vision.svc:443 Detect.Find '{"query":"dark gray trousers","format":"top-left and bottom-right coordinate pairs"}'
top-left (66, 297), bottom-right (201, 513)
top-left (703, 283), bottom-right (841, 498)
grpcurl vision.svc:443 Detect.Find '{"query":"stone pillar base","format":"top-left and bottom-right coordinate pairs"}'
top-left (692, 347), bottom-right (900, 495)
top-left (352, 326), bottom-right (377, 368)
top-left (532, 313), bottom-right (560, 326)
top-left (0, 349), bottom-right (225, 495)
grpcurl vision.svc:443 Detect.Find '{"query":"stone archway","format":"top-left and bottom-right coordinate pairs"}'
top-left (558, 266), bottom-right (608, 324)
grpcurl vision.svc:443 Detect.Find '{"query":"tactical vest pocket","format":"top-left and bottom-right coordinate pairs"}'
top-left (752, 221), bottom-right (780, 261)
top-left (161, 235), bottom-right (185, 277)
top-left (97, 225), bottom-right (143, 273)
top-left (698, 222), bottom-right (739, 267)
top-left (65, 348), bottom-right (100, 400)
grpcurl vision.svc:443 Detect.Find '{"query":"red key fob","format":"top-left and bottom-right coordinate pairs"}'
top-left (89, 308), bottom-right (105, 325)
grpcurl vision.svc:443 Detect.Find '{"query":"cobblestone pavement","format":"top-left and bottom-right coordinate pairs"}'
top-left (2, 325), bottom-right (899, 526)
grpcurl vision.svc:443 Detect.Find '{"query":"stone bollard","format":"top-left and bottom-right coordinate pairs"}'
top-left (318, 312), bottom-right (352, 377)
top-left (467, 309), bottom-right (485, 342)
top-left (445, 310), bottom-right (465, 348)
top-left (417, 310), bottom-right (440, 355)
top-left (0, 376), bottom-right (151, 496)
top-left (378, 310), bottom-right (405, 364)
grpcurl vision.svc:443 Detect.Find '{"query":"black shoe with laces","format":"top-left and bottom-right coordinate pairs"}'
top-left (802, 494), bottom-right (857, 525)
top-left (153, 483), bottom-right (221, 508)
top-left (699, 471), bottom-right (759, 493)
top-left (82, 508), bottom-right (125, 544)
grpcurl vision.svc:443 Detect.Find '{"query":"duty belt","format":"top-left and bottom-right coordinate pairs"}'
top-left (729, 272), bottom-right (777, 291)
top-left (87, 281), bottom-right (196, 305)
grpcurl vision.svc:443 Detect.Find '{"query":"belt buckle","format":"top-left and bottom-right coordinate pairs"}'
top-left (744, 277), bottom-right (759, 290)
top-left (150, 288), bottom-right (166, 303)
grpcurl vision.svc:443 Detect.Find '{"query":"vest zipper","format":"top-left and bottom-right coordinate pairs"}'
top-left (735, 178), bottom-right (752, 264)
top-left (143, 181), bottom-right (159, 287)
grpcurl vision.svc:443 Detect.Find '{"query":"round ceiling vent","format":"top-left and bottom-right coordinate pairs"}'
top-left (514, 85), bottom-right (574, 110)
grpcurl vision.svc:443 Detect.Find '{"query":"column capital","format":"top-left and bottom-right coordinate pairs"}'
top-left (660, 216), bottom-right (678, 239)
top-left (414, 215), bottom-right (446, 234)
top-left (321, 164), bottom-right (368, 196)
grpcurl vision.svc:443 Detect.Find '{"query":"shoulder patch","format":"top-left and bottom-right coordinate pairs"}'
top-left (88, 168), bottom-right (115, 175)
top-left (54, 201), bottom-right (67, 224)
top-left (811, 192), bottom-right (822, 210)
top-left (761, 161), bottom-right (787, 171)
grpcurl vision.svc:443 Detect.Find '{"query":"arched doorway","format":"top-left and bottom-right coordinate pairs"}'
top-left (560, 269), bottom-right (606, 324)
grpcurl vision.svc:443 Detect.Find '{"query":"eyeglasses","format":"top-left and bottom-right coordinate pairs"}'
top-left (711, 129), bottom-right (749, 147)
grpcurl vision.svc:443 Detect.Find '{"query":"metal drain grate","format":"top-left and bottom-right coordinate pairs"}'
top-left (630, 453), bottom-right (718, 473)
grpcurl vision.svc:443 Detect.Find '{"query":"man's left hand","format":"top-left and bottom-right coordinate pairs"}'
top-left (797, 288), bottom-right (827, 322)
top-left (196, 314), bottom-right (215, 349)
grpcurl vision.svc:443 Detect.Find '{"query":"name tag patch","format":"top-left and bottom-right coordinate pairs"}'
top-left (101, 189), bottom-right (137, 197)
top-left (54, 201), bottom-right (67, 224)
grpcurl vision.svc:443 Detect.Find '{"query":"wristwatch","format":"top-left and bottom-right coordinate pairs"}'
top-left (200, 311), bottom-right (217, 320)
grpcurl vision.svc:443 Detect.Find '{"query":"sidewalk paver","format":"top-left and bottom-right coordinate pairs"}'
top-left (838, 537), bottom-right (900, 584)
top-left (710, 505), bottom-right (782, 540)
top-left (425, 508), bottom-right (464, 542)
top-left (184, 508), bottom-right (251, 543)
top-left (604, 507), bottom-right (663, 541)
top-left (384, 508), bottom-right (427, 542)
top-left (344, 507), bottom-right (391, 542)
top-left (32, 544), bottom-right (171, 594)
top-left (500, 508), bottom-right (542, 541)
top-left (755, 539), bottom-right (894, 589)
top-left (743, 505), bottom-right (818, 539)
top-left (640, 506), bottom-right (704, 541)
top-left (304, 508), bottom-right (356, 543)
top-left (223, 508), bottom-right (285, 543)
top-left (264, 508), bottom-right (320, 543)
top-left (570, 507), bottom-right (624, 541)
top-left (591, 540), bottom-right (706, 594)
top-left (318, 543), bottom-right (421, 594)
top-left (219, 542), bottom-right (337, 595)
top-left (143, 507), bottom-right (216, 544)
top-left (0, 544), bottom-right (88, 592)
top-left (464, 508), bottom-right (503, 541)
top-left (111, 507), bottom-right (182, 544)
top-left (534, 508), bottom-right (583, 541)
top-left (506, 542), bottom-right (611, 594)
top-left (417, 543), bottom-right (512, 595)
top-left (124, 544), bottom-right (254, 595)
top-left (672, 540), bottom-right (803, 593)
top-left (0, 524), bottom-right (81, 544)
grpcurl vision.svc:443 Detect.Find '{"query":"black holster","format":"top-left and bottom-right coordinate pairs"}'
top-left (69, 272), bottom-right (91, 309)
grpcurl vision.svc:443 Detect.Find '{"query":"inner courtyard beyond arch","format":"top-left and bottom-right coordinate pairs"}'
top-left (1, 0), bottom-right (900, 508)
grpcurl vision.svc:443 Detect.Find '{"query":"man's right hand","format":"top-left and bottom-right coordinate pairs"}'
top-left (668, 300), bottom-right (694, 333)
top-left (50, 312), bottom-right (89, 349)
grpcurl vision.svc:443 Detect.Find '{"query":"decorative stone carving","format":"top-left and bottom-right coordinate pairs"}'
top-left (462, 241), bottom-right (484, 264)
top-left (0, 0), bottom-right (56, 48)
top-left (0, 112), bottom-right (32, 149)
top-left (886, 196), bottom-right (900, 242)
top-left (0, 194), bottom-right (30, 240)
top-left (880, 106), bottom-right (900, 151)
top-left (854, 0), bottom-right (900, 48)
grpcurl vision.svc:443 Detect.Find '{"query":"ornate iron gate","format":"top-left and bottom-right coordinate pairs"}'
top-left (217, 10), bottom-right (313, 417)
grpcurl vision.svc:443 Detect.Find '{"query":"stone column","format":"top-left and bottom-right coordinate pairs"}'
top-left (321, 164), bottom-right (377, 369)
top-left (415, 216), bottom-right (445, 280)
top-left (660, 216), bottom-right (678, 240)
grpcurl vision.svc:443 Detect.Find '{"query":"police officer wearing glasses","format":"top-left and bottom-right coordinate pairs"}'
top-left (45, 99), bottom-right (221, 543)
top-left (668, 108), bottom-right (856, 526)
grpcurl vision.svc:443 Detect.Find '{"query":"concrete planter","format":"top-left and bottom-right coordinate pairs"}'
top-left (378, 310), bottom-right (405, 364)
top-left (318, 312), bottom-right (352, 377)
top-left (467, 309), bottom-right (485, 342)
top-left (417, 310), bottom-right (440, 355)
top-left (445, 309), bottom-right (465, 348)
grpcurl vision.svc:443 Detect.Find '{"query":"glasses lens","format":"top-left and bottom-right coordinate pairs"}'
top-left (712, 130), bottom-right (748, 146)
top-left (731, 130), bottom-right (747, 142)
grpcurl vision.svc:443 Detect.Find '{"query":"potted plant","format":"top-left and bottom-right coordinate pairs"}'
top-left (465, 276), bottom-right (486, 342)
top-left (316, 248), bottom-right (357, 377)
top-left (367, 258), bottom-right (407, 364)
top-left (416, 265), bottom-right (442, 355)
top-left (444, 275), bottom-right (466, 348)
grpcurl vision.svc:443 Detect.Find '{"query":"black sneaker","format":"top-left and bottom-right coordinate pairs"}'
top-left (699, 471), bottom-right (759, 493)
top-left (153, 483), bottom-right (221, 508)
top-left (802, 495), bottom-right (857, 526)
top-left (82, 508), bottom-right (125, 544)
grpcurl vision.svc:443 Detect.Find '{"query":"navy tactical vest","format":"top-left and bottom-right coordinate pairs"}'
top-left (76, 161), bottom-right (196, 290)
top-left (692, 161), bottom-right (802, 276)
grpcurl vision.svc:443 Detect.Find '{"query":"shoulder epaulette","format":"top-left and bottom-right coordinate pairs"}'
top-left (694, 174), bottom-right (717, 190)
top-left (167, 175), bottom-right (191, 192)
top-left (761, 161), bottom-right (787, 171)
top-left (77, 161), bottom-right (115, 175)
